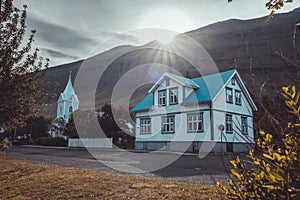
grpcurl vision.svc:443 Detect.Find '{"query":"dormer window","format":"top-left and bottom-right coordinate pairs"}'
top-left (158, 90), bottom-right (166, 106)
top-left (169, 88), bottom-right (178, 105)
top-left (231, 78), bottom-right (235, 85)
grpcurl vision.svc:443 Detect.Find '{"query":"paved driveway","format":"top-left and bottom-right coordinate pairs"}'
top-left (4, 145), bottom-right (239, 185)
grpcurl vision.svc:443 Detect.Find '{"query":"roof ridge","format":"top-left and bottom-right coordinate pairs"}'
top-left (191, 69), bottom-right (237, 81)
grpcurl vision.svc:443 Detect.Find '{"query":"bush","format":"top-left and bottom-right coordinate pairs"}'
top-left (217, 86), bottom-right (300, 200)
top-left (32, 137), bottom-right (67, 147)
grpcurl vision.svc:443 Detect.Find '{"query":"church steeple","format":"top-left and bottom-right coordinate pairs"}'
top-left (56, 71), bottom-right (79, 122)
top-left (61, 71), bottom-right (77, 101)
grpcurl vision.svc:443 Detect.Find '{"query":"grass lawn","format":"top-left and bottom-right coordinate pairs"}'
top-left (0, 158), bottom-right (226, 199)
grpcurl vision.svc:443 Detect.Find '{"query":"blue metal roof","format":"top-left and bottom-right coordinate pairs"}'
top-left (131, 69), bottom-right (236, 112)
top-left (182, 69), bottom-right (235, 104)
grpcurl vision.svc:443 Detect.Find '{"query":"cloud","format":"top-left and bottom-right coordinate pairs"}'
top-left (28, 16), bottom-right (99, 51)
top-left (41, 48), bottom-right (80, 60)
top-left (100, 30), bottom-right (139, 43)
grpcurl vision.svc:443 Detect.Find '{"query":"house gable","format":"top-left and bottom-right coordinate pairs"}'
top-left (131, 69), bottom-right (257, 112)
top-left (148, 72), bottom-right (199, 94)
top-left (212, 72), bottom-right (257, 112)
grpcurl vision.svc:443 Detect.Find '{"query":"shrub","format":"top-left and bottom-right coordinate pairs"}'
top-left (217, 86), bottom-right (300, 200)
top-left (32, 137), bottom-right (67, 147)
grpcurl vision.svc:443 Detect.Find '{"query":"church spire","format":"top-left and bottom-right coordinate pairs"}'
top-left (62, 71), bottom-right (76, 98)
top-left (56, 71), bottom-right (79, 121)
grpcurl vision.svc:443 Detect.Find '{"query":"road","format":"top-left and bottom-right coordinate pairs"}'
top-left (4, 145), bottom-right (239, 185)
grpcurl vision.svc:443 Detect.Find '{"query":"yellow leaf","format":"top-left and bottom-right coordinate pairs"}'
top-left (259, 130), bottom-right (265, 136)
top-left (231, 169), bottom-right (241, 180)
top-left (263, 153), bottom-right (274, 160)
top-left (291, 86), bottom-right (297, 99)
top-left (230, 160), bottom-right (237, 168)
top-left (282, 86), bottom-right (290, 95)
top-left (273, 153), bottom-right (283, 161)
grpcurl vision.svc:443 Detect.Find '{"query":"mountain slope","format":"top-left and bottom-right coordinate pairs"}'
top-left (43, 8), bottom-right (300, 119)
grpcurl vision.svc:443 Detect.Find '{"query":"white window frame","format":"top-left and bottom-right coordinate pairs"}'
top-left (162, 116), bottom-right (175, 134)
top-left (187, 113), bottom-right (204, 132)
top-left (235, 90), bottom-right (242, 105)
top-left (241, 117), bottom-right (248, 135)
top-left (140, 118), bottom-right (151, 134)
top-left (158, 90), bottom-right (166, 106)
top-left (226, 87), bottom-right (233, 103)
top-left (226, 114), bottom-right (233, 133)
top-left (169, 87), bottom-right (178, 105)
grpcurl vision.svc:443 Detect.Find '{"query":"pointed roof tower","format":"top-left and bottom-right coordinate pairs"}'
top-left (60, 71), bottom-right (78, 101)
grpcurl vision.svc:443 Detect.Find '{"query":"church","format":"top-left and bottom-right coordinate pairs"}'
top-left (50, 72), bottom-right (79, 138)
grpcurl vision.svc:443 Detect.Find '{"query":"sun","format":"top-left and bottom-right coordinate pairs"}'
top-left (138, 8), bottom-right (193, 44)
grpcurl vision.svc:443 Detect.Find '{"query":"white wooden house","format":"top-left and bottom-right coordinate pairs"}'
top-left (131, 69), bottom-right (257, 152)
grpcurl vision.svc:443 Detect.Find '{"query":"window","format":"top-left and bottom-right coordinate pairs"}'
top-left (231, 78), bottom-right (235, 85)
top-left (140, 118), bottom-right (151, 134)
top-left (235, 90), bottom-right (242, 105)
top-left (226, 114), bottom-right (233, 133)
top-left (226, 87), bottom-right (233, 103)
top-left (158, 90), bottom-right (166, 106)
top-left (169, 88), bottom-right (178, 105)
top-left (69, 106), bottom-right (73, 112)
top-left (165, 78), bottom-right (170, 86)
top-left (187, 113), bottom-right (203, 132)
top-left (59, 105), bottom-right (63, 114)
top-left (162, 116), bottom-right (175, 133)
top-left (241, 117), bottom-right (248, 135)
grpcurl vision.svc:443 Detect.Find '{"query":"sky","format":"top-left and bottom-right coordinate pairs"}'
top-left (14, 0), bottom-right (300, 67)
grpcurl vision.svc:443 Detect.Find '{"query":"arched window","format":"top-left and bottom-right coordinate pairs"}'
top-left (69, 106), bottom-right (73, 113)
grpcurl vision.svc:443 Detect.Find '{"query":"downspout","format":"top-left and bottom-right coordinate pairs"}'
top-left (209, 102), bottom-right (214, 141)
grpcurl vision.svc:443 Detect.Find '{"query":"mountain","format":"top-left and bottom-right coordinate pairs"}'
top-left (42, 8), bottom-right (300, 119)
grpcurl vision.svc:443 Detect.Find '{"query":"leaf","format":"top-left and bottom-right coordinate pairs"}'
top-left (263, 153), bottom-right (274, 160)
top-left (231, 169), bottom-right (242, 180)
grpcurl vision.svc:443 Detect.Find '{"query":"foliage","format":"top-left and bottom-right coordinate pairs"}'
top-left (265, 0), bottom-right (294, 19)
top-left (217, 85), bottom-right (300, 200)
top-left (228, 0), bottom-right (294, 18)
top-left (98, 104), bottom-right (134, 149)
top-left (64, 114), bottom-right (78, 138)
top-left (11, 116), bottom-right (51, 140)
top-left (51, 117), bottom-right (66, 136)
top-left (0, 0), bottom-right (49, 131)
top-left (64, 110), bottom-right (96, 138)
top-left (32, 137), bottom-right (67, 147)
top-left (0, 0), bottom-right (49, 155)
top-left (0, 138), bottom-right (11, 155)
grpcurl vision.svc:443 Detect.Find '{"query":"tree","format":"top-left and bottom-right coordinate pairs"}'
top-left (0, 0), bottom-right (49, 131)
top-left (51, 117), bottom-right (66, 137)
top-left (65, 114), bottom-right (78, 138)
top-left (16, 116), bottom-right (51, 139)
top-left (97, 104), bottom-right (134, 149)
top-left (217, 86), bottom-right (300, 199)
top-left (228, 0), bottom-right (294, 18)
